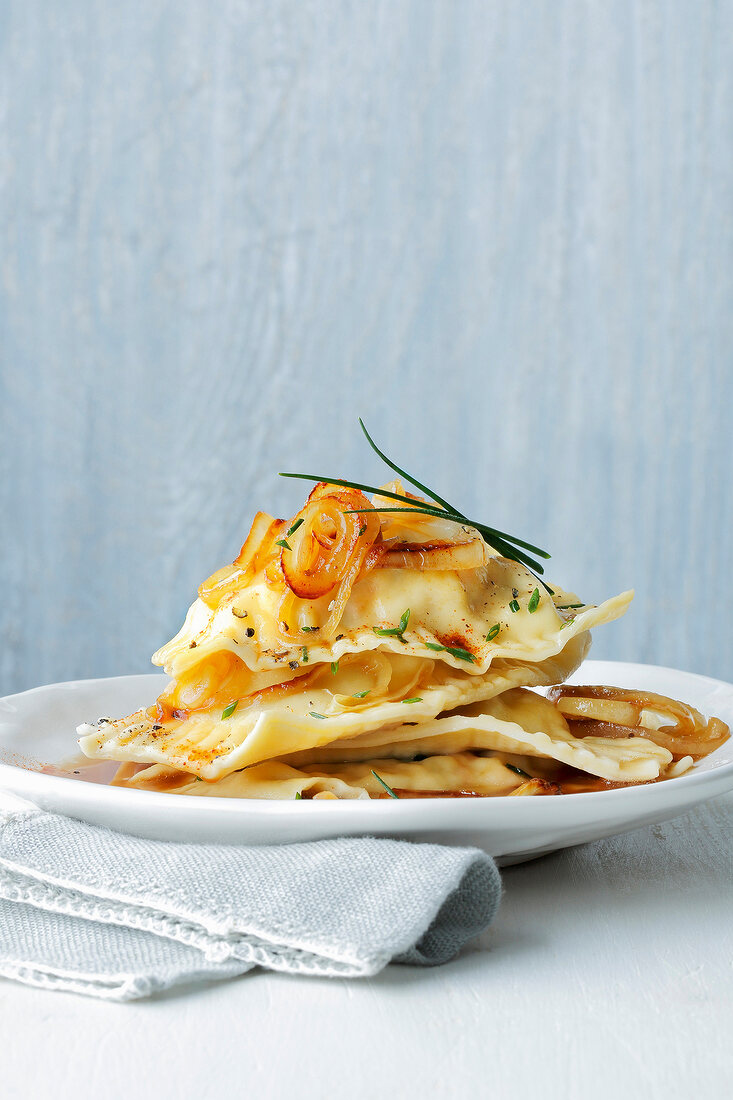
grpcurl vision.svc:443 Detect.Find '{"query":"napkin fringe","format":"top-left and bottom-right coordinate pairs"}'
top-left (0, 959), bottom-right (186, 1001)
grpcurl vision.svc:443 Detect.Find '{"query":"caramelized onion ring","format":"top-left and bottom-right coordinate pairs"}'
top-left (554, 697), bottom-right (640, 726)
top-left (548, 685), bottom-right (730, 760)
top-left (377, 539), bottom-right (488, 571)
top-left (199, 513), bottom-right (286, 610)
top-left (371, 494), bottom-right (489, 571)
top-left (280, 484), bottom-right (380, 599)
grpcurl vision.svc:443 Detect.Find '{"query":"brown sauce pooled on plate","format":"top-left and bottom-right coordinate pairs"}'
top-left (389, 789), bottom-right (484, 799)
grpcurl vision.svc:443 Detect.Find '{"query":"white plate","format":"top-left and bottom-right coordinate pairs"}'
top-left (1, 661), bottom-right (732, 863)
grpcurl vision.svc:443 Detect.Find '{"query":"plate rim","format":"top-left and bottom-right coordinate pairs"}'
top-left (1, 659), bottom-right (732, 817)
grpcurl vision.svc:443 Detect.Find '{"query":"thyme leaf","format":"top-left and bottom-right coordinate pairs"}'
top-left (373, 608), bottom-right (410, 639)
top-left (371, 769), bottom-right (399, 799)
top-left (424, 642), bottom-right (476, 663)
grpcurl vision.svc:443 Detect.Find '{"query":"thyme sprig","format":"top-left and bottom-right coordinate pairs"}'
top-left (279, 419), bottom-right (552, 588)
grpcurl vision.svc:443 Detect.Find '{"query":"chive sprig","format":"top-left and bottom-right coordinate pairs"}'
top-left (280, 419), bottom-right (552, 590)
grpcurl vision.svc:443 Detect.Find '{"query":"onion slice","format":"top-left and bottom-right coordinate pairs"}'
top-left (377, 539), bottom-right (489, 571)
top-left (548, 685), bottom-right (730, 759)
top-left (279, 483), bottom-right (380, 600)
top-left (199, 513), bottom-right (286, 610)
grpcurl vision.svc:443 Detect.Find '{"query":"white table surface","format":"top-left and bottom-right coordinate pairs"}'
top-left (2, 793), bottom-right (732, 1100)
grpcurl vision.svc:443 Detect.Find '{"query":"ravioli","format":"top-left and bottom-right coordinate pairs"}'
top-left (153, 548), bottom-right (632, 680)
top-left (76, 470), bottom-right (687, 798)
top-left (280, 688), bottom-right (674, 783)
top-left (117, 753), bottom-right (536, 800)
top-left (78, 632), bottom-right (591, 779)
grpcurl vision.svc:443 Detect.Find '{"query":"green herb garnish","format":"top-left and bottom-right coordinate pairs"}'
top-left (424, 642), bottom-right (476, 663)
top-left (301, 625), bottom-right (319, 632)
top-left (373, 608), bottom-right (410, 640)
top-left (506, 763), bottom-right (530, 779)
top-left (560, 617), bottom-right (576, 630)
top-left (222, 701), bottom-right (238, 719)
top-left (280, 419), bottom-right (553, 591)
top-left (295, 790), bottom-right (302, 800)
top-left (486, 623), bottom-right (501, 641)
top-left (330, 661), bottom-right (339, 675)
top-left (358, 524), bottom-right (367, 536)
top-left (555, 603), bottom-right (584, 610)
top-left (352, 689), bottom-right (370, 699)
top-left (286, 518), bottom-right (304, 537)
top-left (371, 769), bottom-right (399, 799)
top-left (402, 697), bottom-right (423, 704)
top-left (309, 711), bottom-right (327, 720)
top-left (509, 599), bottom-right (520, 613)
top-left (528, 587), bottom-right (540, 614)
top-left (275, 538), bottom-right (291, 550)
top-left (302, 646), bottom-right (309, 663)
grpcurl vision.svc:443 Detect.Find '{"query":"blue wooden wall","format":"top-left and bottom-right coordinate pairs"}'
top-left (1, 1), bottom-right (731, 694)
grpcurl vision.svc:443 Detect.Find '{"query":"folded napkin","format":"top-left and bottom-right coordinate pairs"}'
top-left (0, 808), bottom-right (501, 1000)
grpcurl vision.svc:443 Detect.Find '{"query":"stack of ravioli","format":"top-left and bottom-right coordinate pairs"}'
top-left (78, 481), bottom-right (674, 799)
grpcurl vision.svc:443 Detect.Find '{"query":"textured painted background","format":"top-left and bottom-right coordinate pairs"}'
top-left (1, 1), bottom-right (731, 695)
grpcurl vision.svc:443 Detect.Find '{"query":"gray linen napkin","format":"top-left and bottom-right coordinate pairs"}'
top-left (0, 809), bottom-right (501, 1000)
